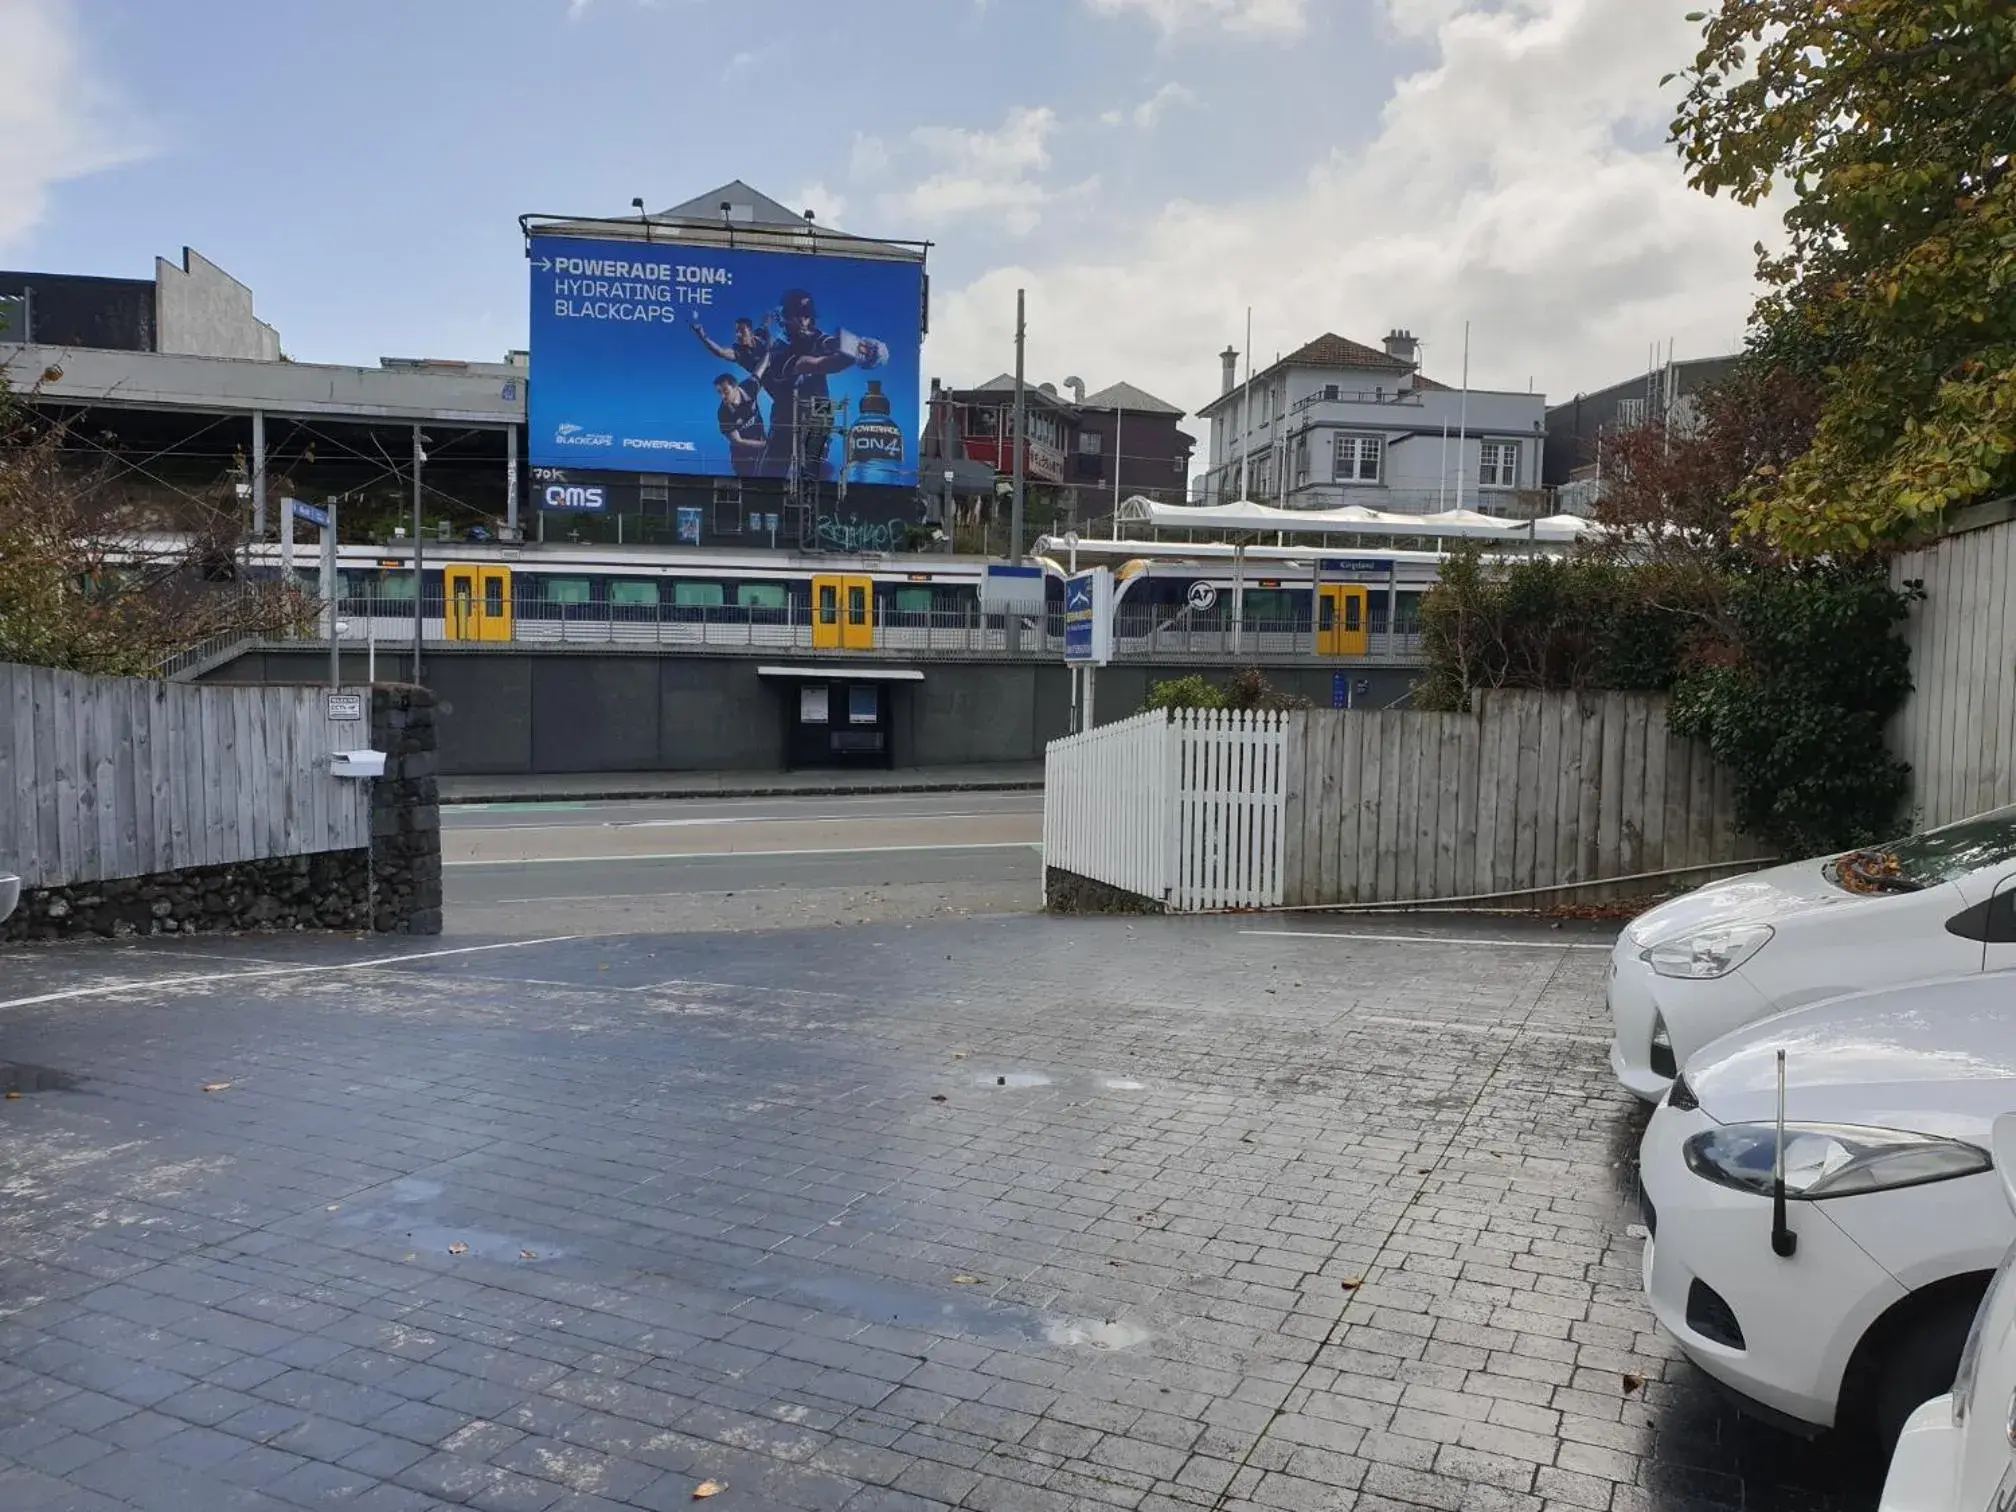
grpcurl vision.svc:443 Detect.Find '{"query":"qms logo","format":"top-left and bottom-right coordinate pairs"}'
top-left (543, 484), bottom-right (605, 511)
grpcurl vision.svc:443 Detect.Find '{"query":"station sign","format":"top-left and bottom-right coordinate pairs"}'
top-left (1064, 569), bottom-right (1114, 667)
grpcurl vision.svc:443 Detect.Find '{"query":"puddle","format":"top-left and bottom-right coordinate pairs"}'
top-left (1044, 1317), bottom-right (1154, 1351)
top-left (731, 1269), bottom-right (1150, 1353)
top-left (976, 1072), bottom-right (1052, 1089)
top-left (0, 1063), bottom-right (84, 1095)
top-left (332, 1208), bottom-right (556, 1263)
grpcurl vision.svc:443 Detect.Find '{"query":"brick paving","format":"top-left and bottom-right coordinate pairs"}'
top-left (0, 917), bottom-right (1872, 1511)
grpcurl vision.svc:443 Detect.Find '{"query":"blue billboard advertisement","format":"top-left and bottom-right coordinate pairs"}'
top-left (527, 233), bottom-right (924, 486)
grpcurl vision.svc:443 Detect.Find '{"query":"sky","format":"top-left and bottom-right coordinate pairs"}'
top-left (5, 0), bottom-right (1777, 423)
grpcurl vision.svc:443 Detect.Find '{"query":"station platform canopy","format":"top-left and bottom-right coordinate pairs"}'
top-left (1116, 496), bottom-right (1595, 544)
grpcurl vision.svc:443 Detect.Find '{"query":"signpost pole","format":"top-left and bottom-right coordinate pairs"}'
top-left (1010, 289), bottom-right (1027, 564)
top-left (506, 423), bottom-right (520, 540)
top-left (324, 497), bottom-right (340, 691)
top-left (411, 425), bottom-right (425, 686)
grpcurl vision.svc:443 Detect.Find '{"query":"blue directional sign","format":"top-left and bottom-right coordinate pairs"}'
top-left (1064, 569), bottom-right (1114, 666)
top-left (1321, 558), bottom-right (1393, 574)
top-left (289, 499), bottom-right (331, 529)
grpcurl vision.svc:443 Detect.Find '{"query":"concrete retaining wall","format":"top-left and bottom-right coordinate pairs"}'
top-left (205, 651), bottom-right (1417, 777)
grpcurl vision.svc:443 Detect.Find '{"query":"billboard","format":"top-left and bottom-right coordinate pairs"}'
top-left (527, 232), bottom-right (924, 486)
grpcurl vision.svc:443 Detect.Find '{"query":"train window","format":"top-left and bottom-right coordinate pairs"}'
top-left (673, 582), bottom-right (723, 608)
top-left (737, 584), bottom-right (787, 610)
top-left (543, 577), bottom-right (592, 605)
top-left (893, 587), bottom-right (933, 614)
top-left (375, 572), bottom-right (417, 602)
top-left (1244, 590), bottom-right (1296, 624)
top-left (610, 580), bottom-right (660, 608)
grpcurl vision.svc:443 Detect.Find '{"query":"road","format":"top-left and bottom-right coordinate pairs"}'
top-left (442, 789), bottom-right (1044, 934)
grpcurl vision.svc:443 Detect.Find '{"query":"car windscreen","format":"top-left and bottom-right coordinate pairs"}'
top-left (1847, 804), bottom-right (2016, 890)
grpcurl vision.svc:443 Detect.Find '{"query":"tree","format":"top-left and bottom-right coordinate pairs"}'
top-left (0, 371), bottom-right (312, 675)
top-left (1673, 1), bottom-right (2016, 553)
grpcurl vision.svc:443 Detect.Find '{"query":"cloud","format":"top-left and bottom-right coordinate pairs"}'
top-left (795, 184), bottom-right (848, 227)
top-left (1081, 0), bottom-right (1311, 37)
top-left (883, 106), bottom-right (1090, 237)
top-left (849, 131), bottom-right (892, 182)
top-left (1130, 82), bottom-right (1197, 130)
top-left (927, 0), bottom-right (1775, 429)
top-left (0, 0), bottom-right (142, 250)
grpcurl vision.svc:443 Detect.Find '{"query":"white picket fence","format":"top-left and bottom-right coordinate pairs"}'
top-left (1043, 708), bottom-right (1289, 912)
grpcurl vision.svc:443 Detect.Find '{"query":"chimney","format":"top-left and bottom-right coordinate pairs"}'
top-left (1220, 346), bottom-right (1239, 396)
top-left (1384, 329), bottom-right (1419, 367)
top-left (1063, 376), bottom-right (1086, 405)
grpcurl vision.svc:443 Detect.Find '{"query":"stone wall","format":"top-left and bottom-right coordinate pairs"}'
top-left (370, 684), bottom-right (443, 935)
top-left (1043, 867), bottom-right (1166, 916)
top-left (2, 851), bottom-right (370, 942)
top-left (2, 681), bottom-right (445, 943)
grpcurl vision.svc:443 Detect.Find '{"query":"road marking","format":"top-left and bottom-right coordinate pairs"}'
top-left (444, 842), bottom-right (1041, 869)
top-left (460, 809), bottom-right (1028, 835)
top-left (1243, 929), bottom-right (1613, 951)
top-left (0, 936), bottom-right (581, 1013)
top-left (1358, 1015), bottom-right (1609, 1044)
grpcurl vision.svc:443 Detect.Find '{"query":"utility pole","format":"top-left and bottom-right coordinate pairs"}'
top-left (324, 496), bottom-right (341, 691)
top-left (1112, 404), bottom-right (1123, 540)
top-left (1454, 320), bottom-right (1471, 512)
top-left (1010, 289), bottom-right (1027, 563)
top-left (411, 425), bottom-right (425, 685)
top-left (1237, 308), bottom-right (1253, 501)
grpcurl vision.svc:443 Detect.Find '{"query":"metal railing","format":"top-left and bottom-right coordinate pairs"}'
top-left (286, 595), bottom-right (1427, 665)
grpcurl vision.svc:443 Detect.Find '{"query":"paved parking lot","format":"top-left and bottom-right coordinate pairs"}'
top-left (0, 916), bottom-right (1870, 1511)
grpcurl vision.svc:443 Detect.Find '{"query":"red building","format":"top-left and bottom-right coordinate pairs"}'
top-left (924, 374), bottom-right (1195, 528)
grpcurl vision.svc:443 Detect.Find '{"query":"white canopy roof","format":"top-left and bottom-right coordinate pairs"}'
top-left (1120, 497), bottom-right (1596, 544)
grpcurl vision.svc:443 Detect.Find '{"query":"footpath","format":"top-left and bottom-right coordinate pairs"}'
top-left (438, 762), bottom-right (1045, 805)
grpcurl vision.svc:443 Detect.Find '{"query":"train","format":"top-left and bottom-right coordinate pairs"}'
top-left (195, 539), bottom-right (1453, 657)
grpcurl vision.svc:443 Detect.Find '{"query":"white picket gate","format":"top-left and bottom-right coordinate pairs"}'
top-left (1042, 708), bottom-right (1288, 912)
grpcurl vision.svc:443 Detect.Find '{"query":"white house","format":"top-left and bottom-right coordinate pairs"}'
top-left (1197, 331), bottom-right (1547, 515)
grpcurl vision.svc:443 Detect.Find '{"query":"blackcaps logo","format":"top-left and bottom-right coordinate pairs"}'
top-left (553, 423), bottom-right (614, 447)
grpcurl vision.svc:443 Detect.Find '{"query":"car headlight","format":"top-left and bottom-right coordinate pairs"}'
top-left (1683, 1122), bottom-right (1991, 1201)
top-left (1642, 923), bottom-right (1774, 980)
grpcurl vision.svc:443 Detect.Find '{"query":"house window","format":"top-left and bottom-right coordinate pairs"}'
top-left (1294, 434), bottom-right (1310, 487)
top-left (1078, 431), bottom-right (1103, 455)
top-left (1479, 441), bottom-right (1520, 488)
top-left (1334, 434), bottom-right (1384, 484)
top-left (713, 479), bottom-right (743, 532)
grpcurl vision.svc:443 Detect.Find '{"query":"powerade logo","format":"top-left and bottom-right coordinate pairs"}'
top-left (622, 438), bottom-right (698, 453)
top-left (543, 484), bottom-right (605, 511)
top-left (552, 423), bottom-right (614, 448)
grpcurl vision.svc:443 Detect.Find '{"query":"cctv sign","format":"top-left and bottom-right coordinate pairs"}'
top-left (542, 483), bottom-right (606, 512)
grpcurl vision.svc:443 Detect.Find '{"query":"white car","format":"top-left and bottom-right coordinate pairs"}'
top-left (1640, 972), bottom-right (2016, 1449)
top-left (1882, 1115), bottom-right (2016, 1512)
top-left (1611, 803), bottom-right (2016, 1101)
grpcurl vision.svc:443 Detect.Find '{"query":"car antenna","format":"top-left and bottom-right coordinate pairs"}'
top-left (1771, 1048), bottom-right (1799, 1258)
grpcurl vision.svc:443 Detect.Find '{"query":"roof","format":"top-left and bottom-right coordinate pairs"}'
top-left (1080, 381), bottom-right (1184, 417)
top-left (1127, 498), bottom-right (1594, 543)
top-left (1280, 333), bottom-right (1414, 374)
top-left (527, 180), bottom-right (923, 264)
top-left (657, 180), bottom-right (807, 228)
top-left (1198, 332), bottom-right (1420, 417)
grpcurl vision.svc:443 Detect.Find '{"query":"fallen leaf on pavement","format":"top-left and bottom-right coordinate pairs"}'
top-left (930, 1094), bottom-right (948, 1103)
top-left (952, 1275), bottom-right (984, 1285)
top-left (520, 1250), bottom-right (537, 1260)
top-left (1341, 1279), bottom-right (1363, 1292)
top-left (201, 1082), bottom-right (232, 1093)
top-left (447, 1242), bottom-right (468, 1256)
top-left (692, 1480), bottom-right (723, 1499)
top-left (3, 1090), bottom-right (19, 1100)
top-left (1622, 1373), bottom-right (1645, 1395)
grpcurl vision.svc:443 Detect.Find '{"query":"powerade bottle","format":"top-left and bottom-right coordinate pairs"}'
top-left (846, 380), bottom-right (907, 487)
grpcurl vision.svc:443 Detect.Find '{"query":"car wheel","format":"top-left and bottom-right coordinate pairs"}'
top-left (1872, 1297), bottom-right (1976, 1454)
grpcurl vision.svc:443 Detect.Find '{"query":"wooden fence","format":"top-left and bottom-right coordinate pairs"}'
top-left (0, 661), bottom-right (371, 891)
top-left (1044, 692), bottom-right (1759, 912)
top-left (1890, 508), bottom-right (2016, 829)
top-left (1280, 692), bottom-right (1756, 907)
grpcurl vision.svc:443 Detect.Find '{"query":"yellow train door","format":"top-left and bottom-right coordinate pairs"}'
top-left (842, 576), bottom-right (875, 650)
top-left (812, 575), bottom-right (844, 650)
top-left (1319, 585), bottom-right (1370, 657)
top-left (445, 567), bottom-right (479, 641)
top-left (478, 567), bottom-right (513, 641)
top-left (444, 565), bottom-right (513, 641)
